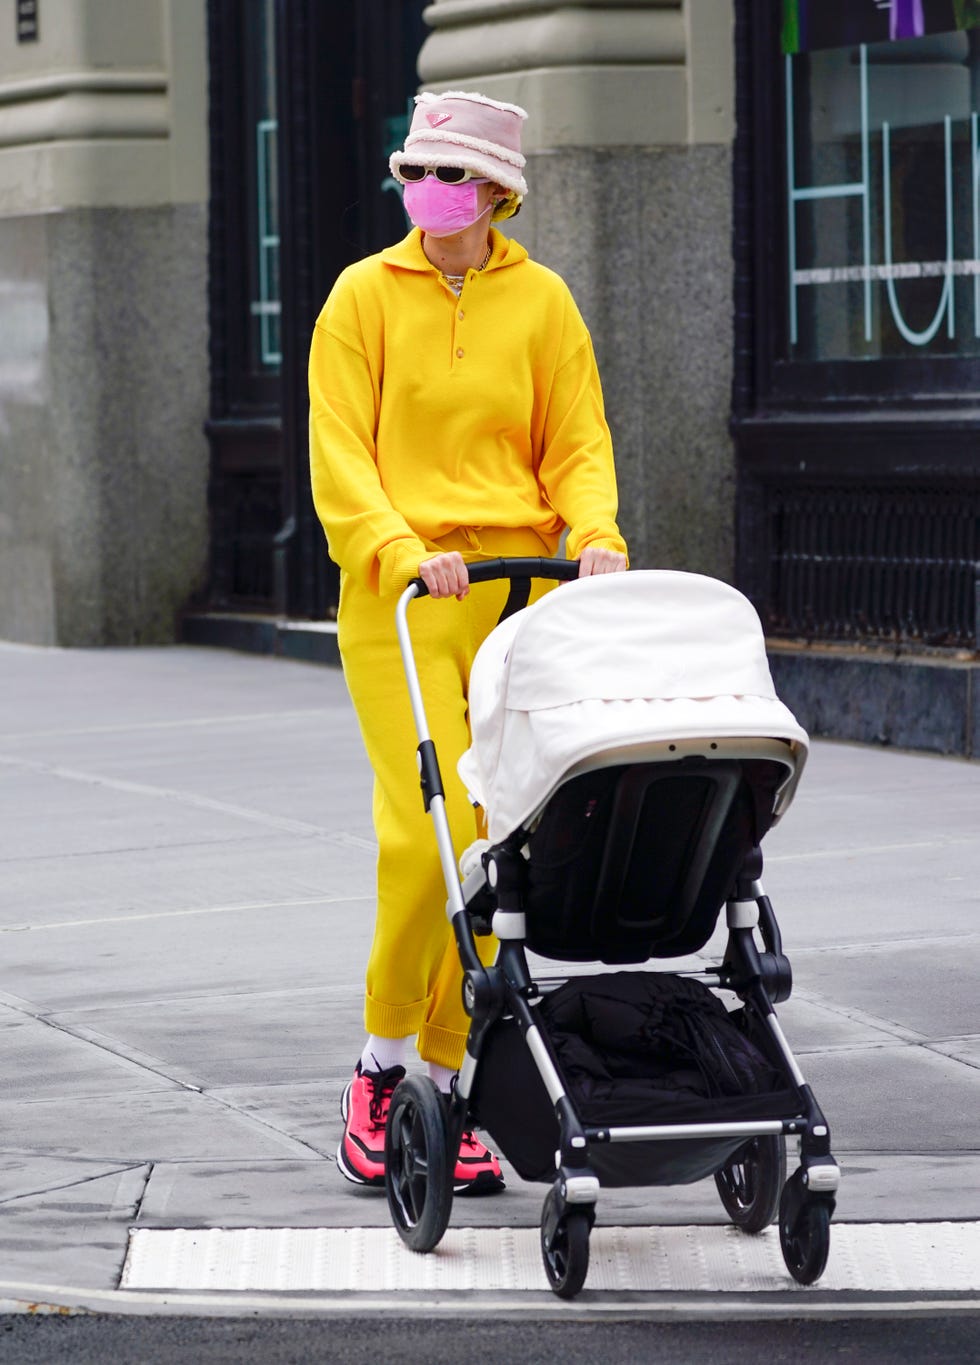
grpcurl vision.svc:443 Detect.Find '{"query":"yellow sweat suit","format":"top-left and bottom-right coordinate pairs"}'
top-left (309, 226), bottom-right (627, 1070)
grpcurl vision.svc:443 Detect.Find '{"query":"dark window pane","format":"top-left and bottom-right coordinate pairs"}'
top-left (785, 30), bottom-right (980, 362)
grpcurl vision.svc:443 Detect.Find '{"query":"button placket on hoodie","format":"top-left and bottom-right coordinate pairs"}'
top-left (447, 276), bottom-right (470, 368)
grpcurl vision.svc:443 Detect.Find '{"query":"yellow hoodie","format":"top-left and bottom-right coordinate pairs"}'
top-left (308, 227), bottom-right (627, 596)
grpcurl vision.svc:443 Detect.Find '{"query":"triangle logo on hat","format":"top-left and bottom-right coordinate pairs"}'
top-left (426, 111), bottom-right (452, 127)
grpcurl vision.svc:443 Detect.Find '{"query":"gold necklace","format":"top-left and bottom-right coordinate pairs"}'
top-left (442, 244), bottom-right (492, 284)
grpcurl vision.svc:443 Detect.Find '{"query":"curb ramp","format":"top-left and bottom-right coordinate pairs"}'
top-left (4, 1221), bottom-right (978, 1318)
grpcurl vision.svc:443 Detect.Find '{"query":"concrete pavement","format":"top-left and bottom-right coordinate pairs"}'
top-left (0, 638), bottom-right (978, 1313)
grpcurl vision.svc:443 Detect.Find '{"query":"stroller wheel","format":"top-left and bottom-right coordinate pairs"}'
top-left (778, 1177), bottom-right (831, 1285)
top-left (384, 1076), bottom-right (453, 1253)
top-left (714, 1135), bottom-right (786, 1234)
top-left (540, 1187), bottom-right (590, 1299)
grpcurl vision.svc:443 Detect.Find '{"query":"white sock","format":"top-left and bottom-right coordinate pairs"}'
top-left (359, 1036), bottom-right (409, 1074)
top-left (426, 1061), bottom-right (457, 1094)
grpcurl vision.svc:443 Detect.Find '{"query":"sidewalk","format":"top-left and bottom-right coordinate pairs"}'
top-left (0, 639), bottom-right (977, 1312)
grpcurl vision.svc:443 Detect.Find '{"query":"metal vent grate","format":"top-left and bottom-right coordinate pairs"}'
top-left (765, 486), bottom-right (979, 649)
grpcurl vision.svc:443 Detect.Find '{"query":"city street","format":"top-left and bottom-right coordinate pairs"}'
top-left (0, 638), bottom-right (977, 1356)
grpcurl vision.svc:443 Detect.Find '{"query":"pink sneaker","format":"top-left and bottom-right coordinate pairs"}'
top-left (337, 1061), bottom-right (406, 1187)
top-left (453, 1128), bottom-right (505, 1195)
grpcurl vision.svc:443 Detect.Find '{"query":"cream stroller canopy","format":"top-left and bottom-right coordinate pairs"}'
top-left (458, 570), bottom-right (809, 844)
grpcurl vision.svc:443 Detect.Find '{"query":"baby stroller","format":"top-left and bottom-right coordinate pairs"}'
top-left (385, 559), bottom-right (839, 1298)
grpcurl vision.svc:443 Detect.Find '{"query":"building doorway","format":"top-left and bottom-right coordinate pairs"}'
top-left (202, 0), bottom-right (427, 625)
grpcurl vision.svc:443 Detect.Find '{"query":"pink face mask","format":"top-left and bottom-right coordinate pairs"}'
top-left (403, 177), bottom-right (491, 237)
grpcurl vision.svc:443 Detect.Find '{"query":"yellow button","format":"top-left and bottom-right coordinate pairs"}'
top-left (457, 310), bottom-right (465, 321)
top-left (456, 347), bottom-right (464, 358)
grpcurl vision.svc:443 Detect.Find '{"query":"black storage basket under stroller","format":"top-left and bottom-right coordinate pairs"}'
top-left (471, 971), bottom-right (799, 1187)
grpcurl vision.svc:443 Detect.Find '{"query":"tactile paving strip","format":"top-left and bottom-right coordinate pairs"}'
top-left (121, 1222), bottom-right (980, 1294)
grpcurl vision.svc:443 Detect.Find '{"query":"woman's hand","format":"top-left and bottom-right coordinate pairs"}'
top-left (578, 546), bottom-right (627, 577)
top-left (418, 551), bottom-right (470, 600)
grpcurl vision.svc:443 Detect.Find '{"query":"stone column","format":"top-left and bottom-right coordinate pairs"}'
top-left (419, 0), bottom-right (736, 578)
top-left (0, 0), bottom-right (209, 645)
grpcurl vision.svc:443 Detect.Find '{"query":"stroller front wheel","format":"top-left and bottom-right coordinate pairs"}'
top-left (385, 1076), bottom-right (453, 1252)
top-left (779, 1180), bottom-right (831, 1285)
top-left (540, 1187), bottom-right (591, 1299)
top-left (714, 1135), bottom-right (786, 1234)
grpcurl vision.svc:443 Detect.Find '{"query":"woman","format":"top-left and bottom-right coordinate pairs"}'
top-left (309, 90), bottom-right (627, 1193)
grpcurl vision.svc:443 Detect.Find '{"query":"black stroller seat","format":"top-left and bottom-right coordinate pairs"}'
top-left (522, 756), bottom-right (787, 962)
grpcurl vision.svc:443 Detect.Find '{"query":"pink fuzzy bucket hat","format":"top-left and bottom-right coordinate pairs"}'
top-left (390, 90), bottom-right (528, 199)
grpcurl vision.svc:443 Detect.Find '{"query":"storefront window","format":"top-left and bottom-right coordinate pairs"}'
top-left (783, 0), bottom-right (980, 361)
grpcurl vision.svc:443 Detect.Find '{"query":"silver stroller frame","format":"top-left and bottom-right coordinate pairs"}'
top-left (384, 558), bottom-right (840, 1298)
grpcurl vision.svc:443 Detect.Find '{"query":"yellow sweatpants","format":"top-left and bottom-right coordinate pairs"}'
top-left (338, 527), bottom-right (555, 1071)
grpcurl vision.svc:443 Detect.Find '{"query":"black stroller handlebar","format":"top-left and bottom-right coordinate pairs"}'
top-left (408, 556), bottom-right (580, 598)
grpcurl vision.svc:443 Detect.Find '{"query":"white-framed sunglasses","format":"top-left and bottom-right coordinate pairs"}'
top-left (394, 164), bottom-right (488, 186)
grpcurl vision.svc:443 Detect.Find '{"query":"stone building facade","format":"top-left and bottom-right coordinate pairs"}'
top-left (0, 0), bottom-right (209, 645)
top-left (1, 0), bottom-right (735, 646)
